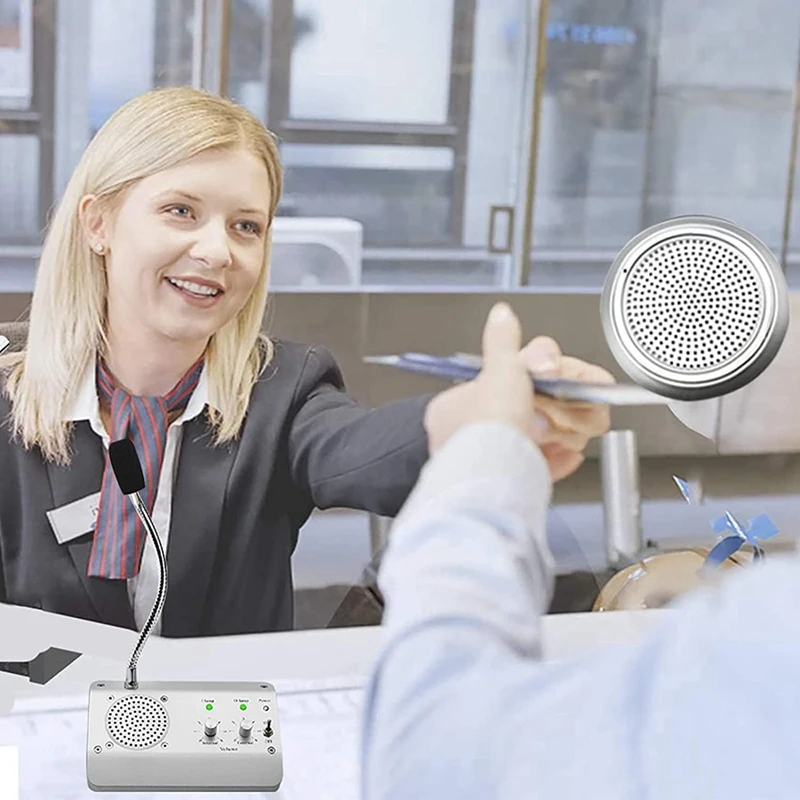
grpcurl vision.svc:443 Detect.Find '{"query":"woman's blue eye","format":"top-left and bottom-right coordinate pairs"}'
top-left (164, 206), bottom-right (260, 235)
top-left (237, 220), bottom-right (262, 235)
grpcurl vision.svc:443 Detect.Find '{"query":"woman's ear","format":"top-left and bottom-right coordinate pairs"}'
top-left (78, 194), bottom-right (109, 253)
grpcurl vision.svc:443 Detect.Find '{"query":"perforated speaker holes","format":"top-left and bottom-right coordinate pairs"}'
top-left (106, 695), bottom-right (169, 749)
top-left (622, 236), bottom-right (765, 371)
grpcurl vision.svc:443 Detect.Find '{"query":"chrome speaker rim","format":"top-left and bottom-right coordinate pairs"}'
top-left (600, 215), bottom-right (789, 401)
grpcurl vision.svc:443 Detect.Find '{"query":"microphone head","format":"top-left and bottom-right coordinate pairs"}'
top-left (108, 438), bottom-right (145, 495)
top-left (601, 215), bottom-right (789, 401)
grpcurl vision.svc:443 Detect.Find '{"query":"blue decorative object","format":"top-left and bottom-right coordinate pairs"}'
top-left (706, 512), bottom-right (780, 566)
top-left (672, 475), bottom-right (693, 504)
top-left (672, 475), bottom-right (780, 568)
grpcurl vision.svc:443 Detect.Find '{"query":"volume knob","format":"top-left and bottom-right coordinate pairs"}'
top-left (239, 719), bottom-right (253, 739)
top-left (204, 718), bottom-right (218, 738)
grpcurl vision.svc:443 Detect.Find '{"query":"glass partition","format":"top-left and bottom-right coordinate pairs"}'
top-left (3, 0), bottom-right (800, 290)
top-left (526, 0), bottom-right (800, 287)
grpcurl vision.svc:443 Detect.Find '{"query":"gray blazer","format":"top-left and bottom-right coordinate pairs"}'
top-left (0, 326), bottom-right (431, 637)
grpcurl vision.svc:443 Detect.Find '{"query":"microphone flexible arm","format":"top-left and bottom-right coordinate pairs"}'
top-left (124, 491), bottom-right (168, 690)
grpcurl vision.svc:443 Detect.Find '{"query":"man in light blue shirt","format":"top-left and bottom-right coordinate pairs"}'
top-left (362, 302), bottom-right (800, 799)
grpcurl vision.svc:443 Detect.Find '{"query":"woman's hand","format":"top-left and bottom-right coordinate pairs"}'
top-left (520, 336), bottom-right (615, 481)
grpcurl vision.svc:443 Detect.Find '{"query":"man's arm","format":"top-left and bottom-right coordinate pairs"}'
top-left (360, 420), bottom-right (555, 796)
top-left (361, 421), bottom-right (800, 799)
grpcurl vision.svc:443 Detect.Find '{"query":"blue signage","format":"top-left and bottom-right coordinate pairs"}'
top-left (547, 22), bottom-right (638, 46)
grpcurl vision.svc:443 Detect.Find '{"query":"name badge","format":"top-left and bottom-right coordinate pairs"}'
top-left (46, 492), bottom-right (101, 544)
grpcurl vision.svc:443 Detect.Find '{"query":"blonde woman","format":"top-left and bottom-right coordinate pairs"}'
top-left (0, 87), bottom-right (612, 637)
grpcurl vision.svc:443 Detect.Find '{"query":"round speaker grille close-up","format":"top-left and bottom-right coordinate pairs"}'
top-left (106, 695), bottom-right (169, 749)
top-left (622, 235), bottom-right (765, 372)
top-left (601, 215), bottom-right (790, 401)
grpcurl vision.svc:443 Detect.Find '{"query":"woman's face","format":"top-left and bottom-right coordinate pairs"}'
top-left (82, 147), bottom-right (272, 351)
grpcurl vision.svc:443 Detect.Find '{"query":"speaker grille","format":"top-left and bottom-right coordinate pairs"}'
top-left (621, 235), bottom-right (765, 372)
top-left (106, 695), bottom-right (169, 749)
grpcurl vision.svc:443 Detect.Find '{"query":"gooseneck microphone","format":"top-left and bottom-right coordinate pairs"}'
top-left (107, 438), bottom-right (168, 691)
top-left (87, 438), bottom-right (283, 792)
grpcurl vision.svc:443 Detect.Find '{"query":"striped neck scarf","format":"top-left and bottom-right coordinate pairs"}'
top-left (87, 356), bottom-right (204, 579)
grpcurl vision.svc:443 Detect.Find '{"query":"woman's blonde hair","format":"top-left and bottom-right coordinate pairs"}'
top-left (0, 86), bottom-right (283, 464)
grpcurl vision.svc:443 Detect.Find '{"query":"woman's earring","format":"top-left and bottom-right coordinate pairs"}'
top-left (94, 243), bottom-right (105, 254)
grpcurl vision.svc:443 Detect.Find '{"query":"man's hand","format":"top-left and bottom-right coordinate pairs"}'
top-left (424, 302), bottom-right (614, 481)
top-left (520, 336), bottom-right (615, 481)
top-left (424, 302), bottom-right (537, 452)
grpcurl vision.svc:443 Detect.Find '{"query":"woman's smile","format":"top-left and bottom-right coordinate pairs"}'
top-left (164, 276), bottom-right (226, 308)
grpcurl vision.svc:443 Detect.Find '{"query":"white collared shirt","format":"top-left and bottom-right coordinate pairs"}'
top-left (65, 356), bottom-right (210, 635)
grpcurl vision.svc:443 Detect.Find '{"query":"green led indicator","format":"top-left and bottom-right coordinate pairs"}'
top-left (239, 703), bottom-right (247, 710)
top-left (205, 703), bottom-right (213, 710)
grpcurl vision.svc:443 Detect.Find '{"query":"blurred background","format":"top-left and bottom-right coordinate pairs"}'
top-left (2, 0), bottom-right (800, 625)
